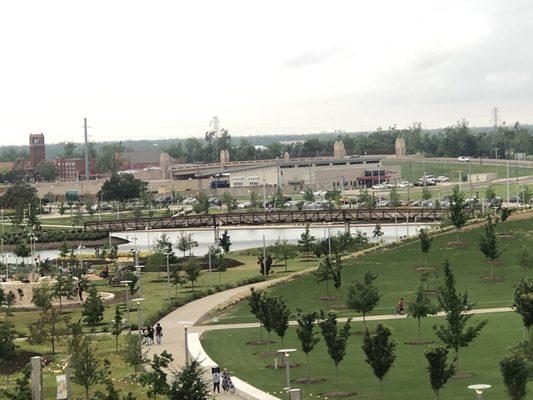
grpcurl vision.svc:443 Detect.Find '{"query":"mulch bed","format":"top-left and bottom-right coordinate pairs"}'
top-left (424, 289), bottom-right (439, 295)
top-left (329, 304), bottom-right (349, 311)
top-left (452, 372), bottom-right (476, 379)
top-left (480, 275), bottom-right (505, 282)
top-left (485, 260), bottom-right (503, 265)
top-left (446, 241), bottom-right (468, 248)
top-left (253, 351), bottom-right (280, 357)
top-left (266, 362), bottom-right (300, 369)
top-left (496, 233), bottom-right (515, 239)
top-left (319, 391), bottom-right (358, 398)
top-left (246, 340), bottom-right (275, 346)
top-left (415, 266), bottom-right (437, 273)
top-left (292, 377), bottom-right (327, 384)
top-left (0, 351), bottom-right (51, 374)
top-left (404, 340), bottom-right (435, 345)
top-left (316, 295), bottom-right (339, 301)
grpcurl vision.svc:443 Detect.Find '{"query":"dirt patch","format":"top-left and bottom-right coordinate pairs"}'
top-left (329, 304), bottom-right (349, 311)
top-left (485, 260), bottom-right (503, 266)
top-left (246, 340), bottom-right (275, 346)
top-left (447, 241), bottom-right (468, 248)
top-left (253, 351), bottom-right (279, 357)
top-left (292, 377), bottom-right (327, 384)
top-left (480, 275), bottom-right (505, 282)
top-left (424, 290), bottom-right (440, 296)
top-left (497, 233), bottom-right (515, 239)
top-left (452, 372), bottom-right (476, 379)
top-left (415, 266), bottom-right (437, 273)
top-left (316, 295), bottom-right (338, 301)
top-left (266, 363), bottom-right (300, 369)
top-left (319, 391), bottom-right (358, 398)
top-left (404, 340), bottom-right (435, 345)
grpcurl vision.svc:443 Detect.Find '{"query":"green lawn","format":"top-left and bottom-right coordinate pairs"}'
top-left (383, 159), bottom-right (533, 182)
top-left (213, 215), bottom-right (533, 324)
top-left (202, 312), bottom-right (527, 399)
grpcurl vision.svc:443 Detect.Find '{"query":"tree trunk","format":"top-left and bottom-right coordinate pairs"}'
top-left (285, 259), bottom-right (288, 273)
top-left (115, 334), bottom-right (119, 353)
top-left (306, 353), bottom-right (310, 379)
top-left (490, 262), bottom-right (494, 278)
top-left (267, 331), bottom-right (271, 351)
top-left (363, 312), bottom-right (367, 329)
top-left (424, 255), bottom-right (428, 268)
top-left (417, 318), bottom-right (421, 343)
top-left (335, 364), bottom-right (339, 387)
top-left (85, 386), bottom-right (89, 400)
top-left (379, 379), bottom-right (383, 400)
top-left (456, 229), bottom-right (459, 242)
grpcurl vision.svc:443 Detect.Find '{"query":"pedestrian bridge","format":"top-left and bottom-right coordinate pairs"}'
top-left (84, 208), bottom-right (448, 232)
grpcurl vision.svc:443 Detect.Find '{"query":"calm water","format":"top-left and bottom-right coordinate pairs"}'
top-left (3, 223), bottom-right (430, 263)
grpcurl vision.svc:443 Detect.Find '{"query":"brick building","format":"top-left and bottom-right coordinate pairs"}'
top-left (29, 133), bottom-right (46, 168)
top-left (55, 158), bottom-right (95, 181)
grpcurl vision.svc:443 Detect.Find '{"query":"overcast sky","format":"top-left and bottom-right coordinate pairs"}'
top-left (1, 0), bottom-right (532, 145)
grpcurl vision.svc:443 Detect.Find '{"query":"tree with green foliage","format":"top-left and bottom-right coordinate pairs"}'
top-left (32, 285), bottom-right (53, 312)
top-left (389, 187), bottom-right (400, 206)
top-left (479, 216), bottom-right (500, 279)
top-left (95, 143), bottom-right (124, 174)
top-left (422, 187), bottom-right (432, 201)
top-left (0, 364), bottom-right (32, 400)
top-left (176, 232), bottom-right (192, 257)
top-left (82, 285), bottom-right (105, 325)
top-left (362, 323), bottom-right (396, 399)
top-left (170, 267), bottom-right (186, 297)
top-left (271, 188), bottom-right (285, 208)
top-left (14, 242), bottom-right (30, 261)
top-left (193, 192), bottom-right (210, 214)
top-left (111, 306), bottom-right (124, 353)
top-left (499, 207), bottom-right (513, 223)
top-left (98, 173), bottom-right (147, 202)
top-left (318, 311), bottom-right (351, 387)
top-left (28, 305), bottom-right (69, 354)
top-left (169, 360), bottom-right (209, 400)
top-left (433, 260), bottom-right (488, 370)
top-left (0, 181), bottom-right (39, 227)
top-left (222, 192), bottom-right (238, 212)
top-left (315, 255), bottom-right (334, 294)
top-left (325, 189), bottom-right (341, 204)
top-left (296, 310), bottom-right (320, 379)
top-left (500, 350), bottom-right (530, 400)
top-left (373, 221), bottom-right (383, 238)
top-left (258, 295), bottom-right (279, 350)
top-left (346, 271), bottom-right (381, 328)
top-left (122, 333), bottom-right (146, 376)
top-left (513, 279), bottom-right (533, 334)
top-left (248, 288), bottom-right (265, 341)
top-left (331, 253), bottom-right (343, 295)
top-left (0, 320), bottom-right (16, 375)
top-left (272, 297), bottom-right (290, 345)
top-left (359, 188), bottom-right (375, 209)
top-left (517, 247), bottom-right (533, 278)
top-left (485, 186), bottom-right (496, 201)
top-left (519, 186), bottom-right (532, 204)
top-left (407, 285), bottom-right (438, 343)
top-left (93, 359), bottom-right (122, 400)
top-left (424, 346), bottom-right (455, 400)
top-left (218, 230), bottom-right (231, 253)
top-left (270, 237), bottom-right (297, 272)
top-left (35, 161), bottom-right (58, 181)
top-left (250, 191), bottom-right (261, 208)
top-left (419, 229), bottom-right (433, 267)
top-left (140, 351), bottom-right (173, 399)
top-left (303, 187), bottom-right (315, 202)
top-left (298, 224), bottom-right (316, 260)
top-left (184, 262), bottom-right (201, 291)
top-left (68, 332), bottom-right (102, 400)
top-left (52, 270), bottom-right (75, 310)
top-left (450, 185), bottom-right (467, 241)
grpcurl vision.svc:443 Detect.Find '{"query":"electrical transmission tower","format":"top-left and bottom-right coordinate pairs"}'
top-left (491, 107), bottom-right (498, 130)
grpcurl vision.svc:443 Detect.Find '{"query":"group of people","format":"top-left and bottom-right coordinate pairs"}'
top-left (212, 367), bottom-right (235, 395)
top-left (141, 323), bottom-right (163, 345)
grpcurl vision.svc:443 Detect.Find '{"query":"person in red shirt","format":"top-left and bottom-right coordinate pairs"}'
top-left (398, 298), bottom-right (405, 315)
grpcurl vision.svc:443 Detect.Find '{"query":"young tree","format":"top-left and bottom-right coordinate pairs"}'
top-left (170, 268), bottom-right (186, 297)
top-left (221, 192), bottom-right (237, 213)
top-left (407, 285), bottom-right (438, 343)
top-left (424, 346), bottom-right (455, 400)
top-left (193, 192), bottom-right (210, 214)
top-left (331, 253), bottom-right (343, 295)
top-left (154, 234), bottom-right (174, 255)
top-left (52, 270), bottom-right (75, 310)
top-left (499, 207), bottom-right (513, 224)
top-left (82, 285), bottom-right (105, 326)
top-left (479, 216), bottom-right (500, 279)
top-left (315, 255), bottom-right (334, 294)
top-left (32, 285), bottom-right (53, 312)
top-left (419, 229), bottom-right (433, 267)
top-left (298, 224), bottom-right (316, 260)
top-left (449, 185), bottom-right (467, 241)
top-left (258, 295), bottom-right (279, 350)
top-left (0, 321), bottom-right (16, 375)
top-left (176, 232), bottom-right (191, 257)
top-left (500, 351), bottom-right (530, 400)
top-left (140, 351), bottom-right (173, 399)
top-left (373, 221), bottom-right (383, 238)
top-left (0, 364), bottom-right (32, 400)
top-left (93, 359), bottom-right (121, 400)
top-left (270, 237), bottom-right (297, 272)
top-left (248, 288), bottom-right (265, 341)
top-left (433, 260), bottom-right (488, 370)
top-left (362, 323), bottom-right (396, 399)
top-left (218, 230), bottom-right (231, 253)
top-left (517, 246), bottom-right (533, 278)
top-left (184, 262), bottom-right (201, 291)
top-left (111, 305), bottom-right (124, 354)
top-left (169, 360), bottom-right (209, 400)
top-left (513, 279), bottom-right (533, 334)
top-left (422, 187), bottom-right (432, 201)
top-left (303, 187), bottom-right (315, 202)
top-left (68, 333), bottom-right (102, 400)
top-left (250, 191), bottom-right (261, 208)
top-left (346, 271), bottom-right (381, 328)
top-left (28, 306), bottom-right (69, 354)
top-left (389, 188), bottom-right (400, 206)
top-left (273, 297), bottom-right (290, 345)
top-left (318, 311), bottom-right (351, 386)
top-left (122, 333), bottom-right (146, 376)
top-left (296, 310), bottom-right (320, 379)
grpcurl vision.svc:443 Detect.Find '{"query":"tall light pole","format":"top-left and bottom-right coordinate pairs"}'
top-left (164, 252), bottom-right (172, 301)
top-left (208, 244), bottom-right (213, 289)
top-left (178, 321), bottom-right (194, 365)
top-left (132, 298), bottom-right (145, 335)
top-left (277, 349), bottom-right (297, 393)
top-left (1, 209), bottom-right (5, 279)
top-left (120, 280), bottom-right (132, 331)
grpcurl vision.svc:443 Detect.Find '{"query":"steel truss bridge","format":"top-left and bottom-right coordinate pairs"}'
top-left (84, 208), bottom-right (448, 232)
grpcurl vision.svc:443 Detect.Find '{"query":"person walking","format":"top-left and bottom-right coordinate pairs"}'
top-left (155, 323), bottom-right (163, 345)
top-left (221, 368), bottom-right (235, 394)
top-left (148, 326), bottom-right (155, 345)
top-left (212, 367), bottom-right (221, 394)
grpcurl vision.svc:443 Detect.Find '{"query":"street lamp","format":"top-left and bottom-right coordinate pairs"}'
top-left (177, 321), bottom-right (194, 365)
top-left (120, 280), bottom-right (133, 331)
top-left (1, 209), bottom-right (6, 279)
top-left (77, 244), bottom-right (86, 277)
top-left (131, 297), bottom-right (145, 335)
top-left (277, 349), bottom-right (297, 392)
top-left (164, 252), bottom-right (172, 302)
top-left (133, 264), bottom-right (144, 296)
top-left (467, 384), bottom-right (491, 399)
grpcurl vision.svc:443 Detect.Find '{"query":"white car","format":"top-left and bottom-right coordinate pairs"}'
top-left (458, 156), bottom-right (470, 162)
top-left (313, 190), bottom-right (327, 196)
top-left (372, 183), bottom-right (387, 190)
top-left (396, 181), bottom-right (412, 188)
top-left (436, 176), bottom-right (449, 182)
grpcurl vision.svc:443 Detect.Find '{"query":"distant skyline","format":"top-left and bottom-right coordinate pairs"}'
top-left (1, 0), bottom-right (532, 146)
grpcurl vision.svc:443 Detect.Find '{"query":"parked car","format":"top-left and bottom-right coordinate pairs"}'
top-left (509, 196), bottom-right (521, 203)
top-left (436, 176), bottom-right (449, 182)
top-left (372, 183), bottom-right (387, 190)
top-left (410, 200), bottom-right (421, 207)
top-left (421, 200), bottom-right (433, 208)
top-left (396, 180), bottom-right (412, 188)
top-left (376, 199), bottom-right (391, 207)
top-left (458, 156), bottom-right (470, 162)
top-left (237, 201), bottom-right (251, 209)
top-left (183, 197), bottom-right (197, 204)
top-left (313, 190), bottom-right (327, 196)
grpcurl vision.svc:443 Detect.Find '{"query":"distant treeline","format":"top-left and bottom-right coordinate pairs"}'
top-left (1, 120), bottom-right (532, 164)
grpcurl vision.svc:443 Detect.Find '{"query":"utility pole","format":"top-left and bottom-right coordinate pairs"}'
top-left (492, 147), bottom-right (499, 160)
top-left (492, 107), bottom-right (498, 130)
top-left (84, 118), bottom-right (90, 180)
top-left (506, 160), bottom-right (510, 203)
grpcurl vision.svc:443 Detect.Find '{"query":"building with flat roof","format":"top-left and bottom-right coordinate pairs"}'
top-left (55, 157), bottom-right (95, 182)
top-left (29, 133), bottom-right (45, 168)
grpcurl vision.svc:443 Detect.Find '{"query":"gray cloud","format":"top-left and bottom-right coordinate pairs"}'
top-left (283, 47), bottom-right (345, 68)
